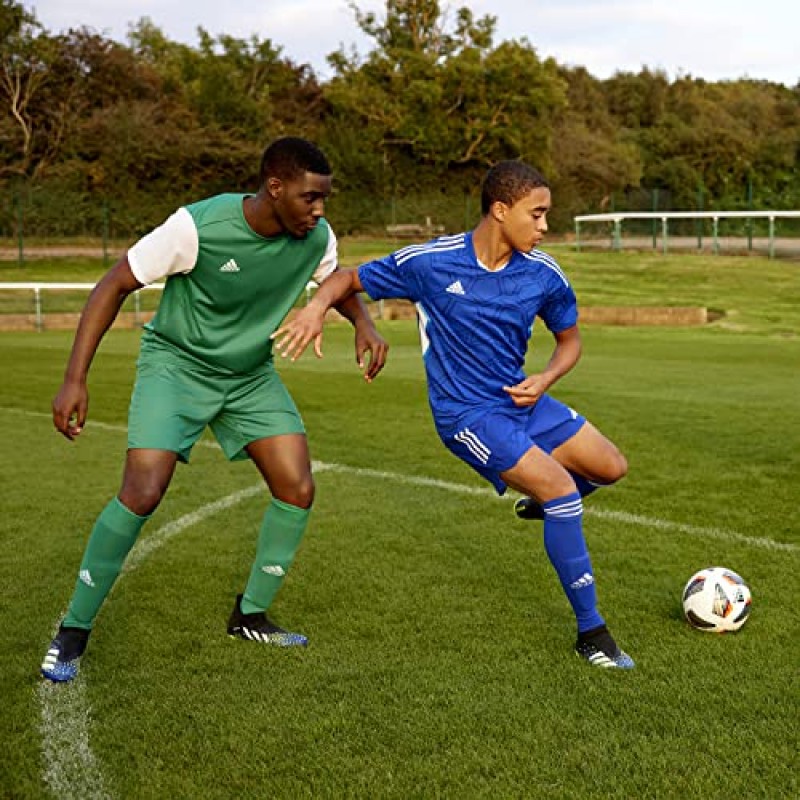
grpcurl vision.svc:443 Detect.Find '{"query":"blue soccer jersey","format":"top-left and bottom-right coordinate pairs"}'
top-left (358, 232), bottom-right (578, 431)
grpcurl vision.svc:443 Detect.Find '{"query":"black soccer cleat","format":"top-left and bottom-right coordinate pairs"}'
top-left (227, 594), bottom-right (308, 647)
top-left (575, 625), bottom-right (635, 669)
top-left (41, 625), bottom-right (90, 682)
top-left (514, 496), bottom-right (545, 520)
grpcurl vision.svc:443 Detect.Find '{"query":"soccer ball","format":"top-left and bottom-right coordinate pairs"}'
top-left (682, 567), bottom-right (752, 633)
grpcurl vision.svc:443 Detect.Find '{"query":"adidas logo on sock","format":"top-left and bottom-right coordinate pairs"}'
top-left (570, 572), bottom-right (594, 590)
top-left (219, 258), bottom-right (240, 273)
top-left (261, 564), bottom-right (286, 577)
top-left (445, 280), bottom-right (465, 295)
top-left (79, 569), bottom-right (95, 588)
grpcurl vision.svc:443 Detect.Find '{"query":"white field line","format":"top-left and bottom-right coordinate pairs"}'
top-left (37, 679), bottom-right (112, 800)
top-left (305, 461), bottom-right (799, 554)
top-left (37, 486), bottom-right (273, 799)
top-left (3, 405), bottom-right (793, 797)
top-left (7, 407), bottom-right (797, 555)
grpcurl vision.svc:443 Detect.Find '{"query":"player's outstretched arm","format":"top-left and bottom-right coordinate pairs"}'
top-left (272, 268), bottom-right (365, 363)
top-left (503, 325), bottom-right (583, 407)
top-left (52, 257), bottom-right (143, 440)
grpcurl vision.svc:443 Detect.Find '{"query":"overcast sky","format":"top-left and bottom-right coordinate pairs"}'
top-left (26, 0), bottom-right (800, 86)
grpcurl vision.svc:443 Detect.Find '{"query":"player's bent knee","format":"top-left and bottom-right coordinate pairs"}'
top-left (599, 450), bottom-right (628, 485)
top-left (118, 483), bottom-right (166, 517)
top-left (274, 476), bottom-right (315, 510)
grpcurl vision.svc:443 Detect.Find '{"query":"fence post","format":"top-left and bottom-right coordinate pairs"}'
top-left (696, 187), bottom-right (704, 250)
top-left (15, 189), bottom-right (24, 267)
top-left (34, 287), bottom-right (42, 331)
top-left (768, 216), bottom-right (775, 259)
top-left (746, 177), bottom-right (753, 251)
top-left (661, 217), bottom-right (668, 254)
top-left (651, 188), bottom-right (659, 249)
top-left (613, 219), bottom-right (621, 251)
top-left (574, 219), bottom-right (581, 251)
top-left (712, 217), bottom-right (719, 255)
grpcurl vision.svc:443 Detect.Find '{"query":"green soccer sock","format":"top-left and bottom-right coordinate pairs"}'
top-left (241, 498), bottom-right (310, 614)
top-left (62, 497), bottom-right (150, 630)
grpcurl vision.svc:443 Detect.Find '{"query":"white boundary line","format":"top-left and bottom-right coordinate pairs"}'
top-left (3, 405), bottom-right (792, 797)
top-left (37, 485), bottom-right (273, 799)
top-left (8, 406), bottom-right (797, 554)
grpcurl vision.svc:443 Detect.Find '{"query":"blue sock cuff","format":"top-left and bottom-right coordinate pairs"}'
top-left (542, 492), bottom-right (583, 519)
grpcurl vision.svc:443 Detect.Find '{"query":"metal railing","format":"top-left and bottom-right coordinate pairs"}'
top-left (574, 210), bottom-right (800, 258)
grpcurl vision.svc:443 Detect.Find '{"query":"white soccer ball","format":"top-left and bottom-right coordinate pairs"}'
top-left (682, 567), bottom-right (752, 633)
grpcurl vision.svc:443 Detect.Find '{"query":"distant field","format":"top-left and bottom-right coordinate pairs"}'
top-left (1, 242), bottom-right (798, 335)
top-left (1, 248), bottom-right (798, 797)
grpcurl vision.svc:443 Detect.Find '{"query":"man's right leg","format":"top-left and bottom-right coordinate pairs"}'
top-left (41, 449), bottom-right (177, 682)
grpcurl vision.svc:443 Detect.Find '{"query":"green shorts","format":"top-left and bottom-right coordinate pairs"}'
top-left (127, 356), bottom-right (305, 462)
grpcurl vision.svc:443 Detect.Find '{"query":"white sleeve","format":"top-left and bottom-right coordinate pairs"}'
top-left (311, 224), bottom-right (338, 284)
top-left (127, 207), bottom-right (199, 285)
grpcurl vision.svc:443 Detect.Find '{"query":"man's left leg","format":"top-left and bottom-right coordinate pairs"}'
top-left (503, 445), bottom-right (634, 669)
top-left (515, 421), bottom-right (627, 519)
top-left (228, 434), bottom-right (314, 646)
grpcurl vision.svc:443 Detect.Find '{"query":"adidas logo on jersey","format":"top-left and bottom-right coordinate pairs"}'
top-left (445, 280), bottom-right (465, 295)
top-left (219, 258), bottom-right (240, 273)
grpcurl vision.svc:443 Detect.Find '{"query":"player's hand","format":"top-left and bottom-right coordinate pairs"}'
top-left (502, 374), bottom-right (549, 407)
top-left (272, 305), bottom-right (327, 361)
top-left (354, 324), bottom-right (389, 383)
top-left (52, 380), bottom-right (88, 441)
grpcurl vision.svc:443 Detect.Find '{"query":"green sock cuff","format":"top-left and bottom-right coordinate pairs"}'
top-left (270, 497), bottom-right (311, 517)
top-left (110, 496), bottom-right (153, 523)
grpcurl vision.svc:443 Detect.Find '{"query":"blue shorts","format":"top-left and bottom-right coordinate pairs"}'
top-left (439, 395), bottom-right (586, 495)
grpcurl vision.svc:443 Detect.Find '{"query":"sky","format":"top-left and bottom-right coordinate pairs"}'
top-left (26, 0), bottom-right (800, 87)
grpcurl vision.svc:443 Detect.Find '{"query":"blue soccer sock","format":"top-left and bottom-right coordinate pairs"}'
top-left (542, 492), bottom-right (605, 633)
top-left (569, 471), bottom-right (603, 499)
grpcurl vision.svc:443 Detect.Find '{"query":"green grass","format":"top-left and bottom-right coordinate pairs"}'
top-left (1, 248), bottom-right (798, 798)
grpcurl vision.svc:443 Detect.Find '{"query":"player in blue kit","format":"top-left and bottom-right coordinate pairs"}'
top-left (273, 160), bottom-right (634, 669)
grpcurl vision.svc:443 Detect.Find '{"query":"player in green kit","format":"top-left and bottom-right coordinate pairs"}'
top-left (41, 137), bottom-right (388, 682)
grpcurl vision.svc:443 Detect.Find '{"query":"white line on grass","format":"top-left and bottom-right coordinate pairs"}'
top-left (309, 461), bottom-right (799, 553)
top-left (37, 679), bottom-right (111, 800)
top-left (5, 405), bottom-right (793, 796)
top-left (7, 407), bottom-right (797, 555)
top-left (37, 485), bottom-right (280, 799)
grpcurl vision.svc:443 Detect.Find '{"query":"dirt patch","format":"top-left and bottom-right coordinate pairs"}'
top-left (324, 301), bottom-right (710, 326)
top-left (1, 302), bottom-right (710, 331)
top-left (0, 310), bottom-right (154, 332)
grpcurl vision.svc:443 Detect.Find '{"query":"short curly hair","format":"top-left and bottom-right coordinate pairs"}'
top-left (259, 137), bottom-right (332, 183)
top-left (481, 160), bottom-right (549, 214)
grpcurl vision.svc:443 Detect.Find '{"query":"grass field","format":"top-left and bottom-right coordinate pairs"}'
top-left (1, 247), bottom-right (798, 798)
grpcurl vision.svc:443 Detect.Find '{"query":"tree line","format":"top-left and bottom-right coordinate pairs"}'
top-left (2, 0), bottom-right (799, 239)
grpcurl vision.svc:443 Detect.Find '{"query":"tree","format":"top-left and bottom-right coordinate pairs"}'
top-left (325, 0), bottom-right (566, 196)
top-left (128, 18), bottom-right (326, 140)
top-left (0, 0), bottom-right (57, 177)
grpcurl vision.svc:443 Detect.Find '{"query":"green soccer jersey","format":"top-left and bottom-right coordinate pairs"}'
top-left (128, 193), bottom-right (335, 375)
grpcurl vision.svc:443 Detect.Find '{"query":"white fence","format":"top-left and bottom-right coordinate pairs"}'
top-left (0, 281), bottom-right (321, 331)
top-left (574, 210), bottom-right (800, 257)
top-left (0, 282), bottom-right (164, 331)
